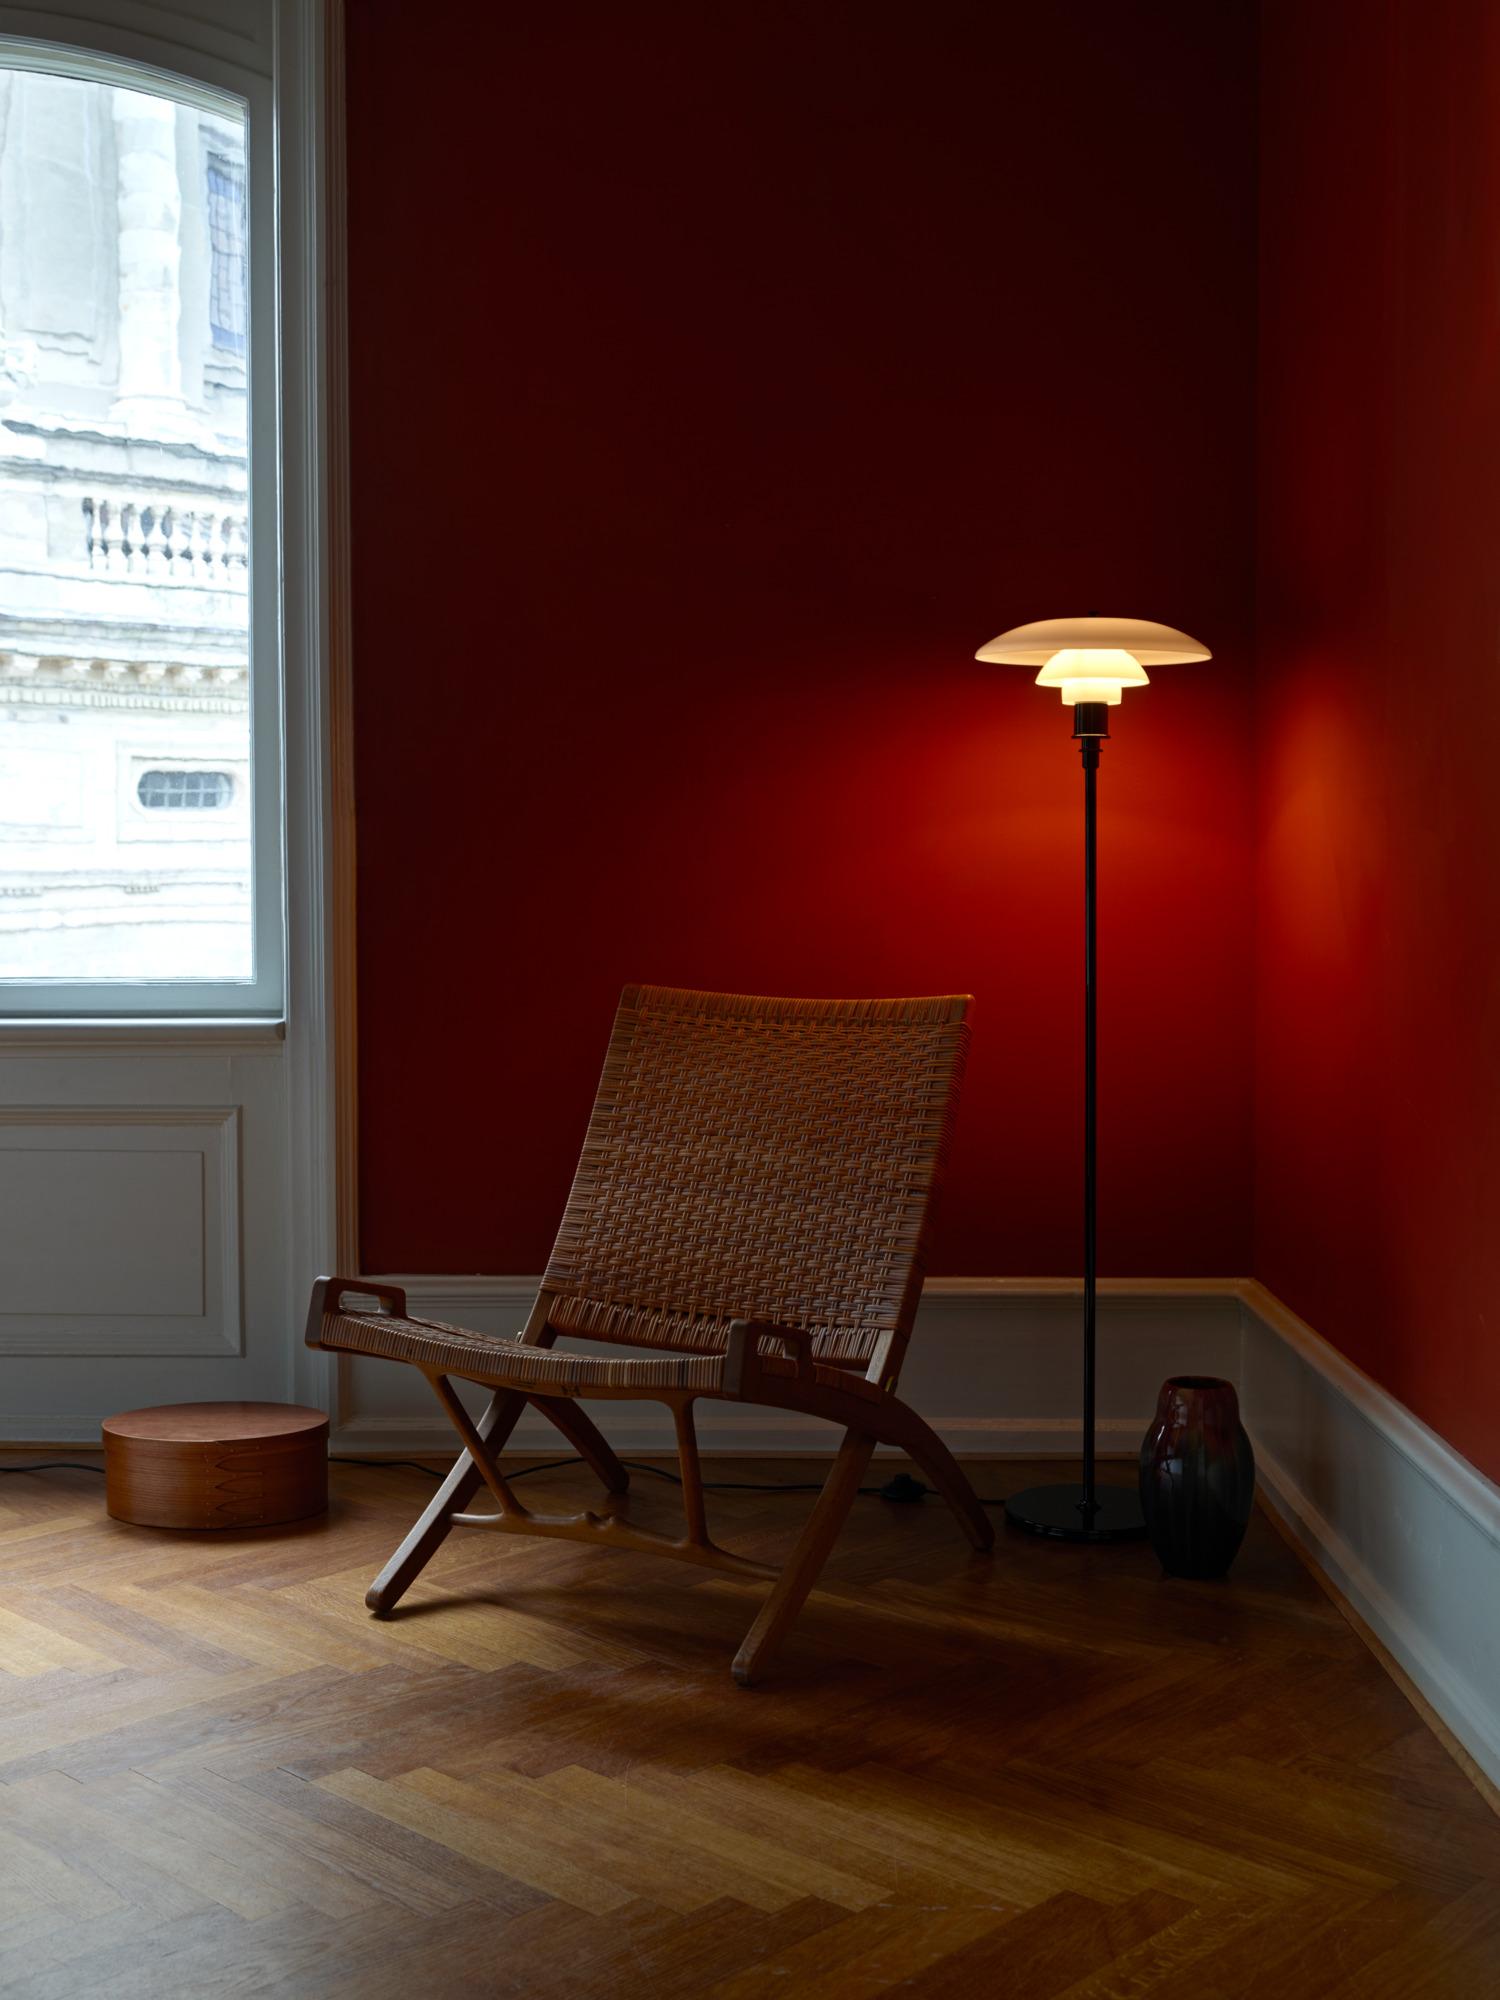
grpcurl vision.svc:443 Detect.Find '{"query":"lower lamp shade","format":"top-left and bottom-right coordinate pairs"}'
top-left (1138, 1377), bottom-right (1255, 1579)
top-left (102, 1401), bottom-right (329, 1530)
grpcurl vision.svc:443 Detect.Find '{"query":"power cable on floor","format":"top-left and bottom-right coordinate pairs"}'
top-left (331, 1456), bottom-right (1006, 1507)
top-left (0, 1456), bottom-right (1007, 1507)
top-left (0, 1462), bottom-right (107, 1476)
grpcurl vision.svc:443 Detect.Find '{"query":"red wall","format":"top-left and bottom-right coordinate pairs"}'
top-left (1255, 0), bottom-right (1500, 1480)
top-left (348, 2), bottom-right (1260, 1277)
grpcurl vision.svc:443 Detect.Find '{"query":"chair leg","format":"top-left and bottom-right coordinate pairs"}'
top-left (527, 1396), bottom-right (630, 1494)
top-left (731, 1426), bottom-right (876, 1687)
top-left (880, 1404), bottom-right (994, 1552)
top-left (672, 1400), bottom-right (710, 1549)
top-left (365, 1389), bottom-right (526, 1613)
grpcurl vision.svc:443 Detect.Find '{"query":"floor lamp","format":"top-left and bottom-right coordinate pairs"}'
top-left (974, 616), bottom-right (1213, 1542)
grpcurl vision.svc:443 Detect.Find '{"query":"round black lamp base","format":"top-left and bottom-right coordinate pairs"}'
top-left (1004, 1483), bottom-right (1147, 1543)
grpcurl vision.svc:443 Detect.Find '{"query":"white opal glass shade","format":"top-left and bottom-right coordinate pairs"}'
top-left (975, 615), bottom-right (1211, 705)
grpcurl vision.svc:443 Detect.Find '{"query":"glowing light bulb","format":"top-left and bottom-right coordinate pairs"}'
top-left (1034, 649), bottom-right (1149, 707)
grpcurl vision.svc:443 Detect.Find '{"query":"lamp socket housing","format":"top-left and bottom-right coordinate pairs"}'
top-left (1071, 701), bottom-right (1111, 742)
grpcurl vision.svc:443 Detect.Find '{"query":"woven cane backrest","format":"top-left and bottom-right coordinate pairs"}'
top-left (540, 985), bottom-right (970, 1373)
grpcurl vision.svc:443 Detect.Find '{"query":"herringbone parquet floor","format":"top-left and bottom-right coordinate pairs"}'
top-left (1, 1454), bottom-right (1497, 1999)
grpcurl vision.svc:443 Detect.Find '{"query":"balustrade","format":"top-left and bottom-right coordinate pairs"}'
top-left (81, 495), bottom-right (248, 584)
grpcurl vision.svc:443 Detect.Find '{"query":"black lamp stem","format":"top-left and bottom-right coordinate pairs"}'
top-left (1002, 700), bottom-right (1146, 1542)
top-left (1081, 725), bottom-right (1100, 1520)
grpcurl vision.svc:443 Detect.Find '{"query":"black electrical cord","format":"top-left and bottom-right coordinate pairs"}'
top-left (0, 1456), bottom-right (1007, 1507)
top-left (331, 1456), bottom-right (1007, 1507)
top-left (334, 1454), bottom-right (831, 1492)
top-left (0, 1462), bottom-right (106, 1475)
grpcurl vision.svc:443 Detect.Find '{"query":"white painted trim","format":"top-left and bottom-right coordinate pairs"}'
top-left (0, 1104), bottom-right (242, 1355)
top-left (1237, 1281), bottom-right (1500, 1791)
top-left (0, 11), bottom-right (284, 1020)
top-left (0, 1023), bottom-right (285, 1052)
top-left (0, 1419), bottom-right (132, 1445)
top-left (277, 0), bottom-right (343, 1412)
top-left (324, 1270), bottom-right (1500, 1791)
top-left (318, 0), bottom-right (358, 1284)
top-left (1240, 1280), bottom-right (1500, 1550)
top-left (0, 5), bottom-right (272, 78)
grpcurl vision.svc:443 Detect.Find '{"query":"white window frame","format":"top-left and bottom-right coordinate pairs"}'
top-left (0, 30), bottom-right (284, 1020)
top-left (0, 0), bottom-right (351, 1414)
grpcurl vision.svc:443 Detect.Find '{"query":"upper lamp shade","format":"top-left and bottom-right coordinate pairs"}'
top-left (976, 615), bottom-right (1211, 706)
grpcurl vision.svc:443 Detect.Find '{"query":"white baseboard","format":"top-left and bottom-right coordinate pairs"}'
top-left (332, 1269), bottom-right (1500, 1792)
top-left (0, 1418), bottom-right (113, 1446)
top-left (1238, 1281), bottom-right (1500, 1792)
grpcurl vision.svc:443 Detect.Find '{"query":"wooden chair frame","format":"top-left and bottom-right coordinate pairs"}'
top-left (308, 985), bottom-right (991, 1684)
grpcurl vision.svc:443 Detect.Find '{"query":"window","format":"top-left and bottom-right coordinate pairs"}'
top-left (0, 50), bottom-right (281, 1017)
top-left (137, 770), bottom-right (235, 811)
top-left (206, 153), bottom-right (247, 355)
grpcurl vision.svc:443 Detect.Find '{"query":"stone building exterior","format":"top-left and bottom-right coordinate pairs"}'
top-left (0, 65), bottom-right (252, 983)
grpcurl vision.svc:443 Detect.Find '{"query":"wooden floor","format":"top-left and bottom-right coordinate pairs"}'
top-left (1, 1454), bottom-right (1497, 1999)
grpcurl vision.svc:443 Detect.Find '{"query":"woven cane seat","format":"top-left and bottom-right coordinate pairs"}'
top-left (319, 1309), bottom-right (884, 1400)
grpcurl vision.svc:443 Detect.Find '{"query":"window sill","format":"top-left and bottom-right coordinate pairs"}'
top-left (0, 1018), bottom-right (286, 1053)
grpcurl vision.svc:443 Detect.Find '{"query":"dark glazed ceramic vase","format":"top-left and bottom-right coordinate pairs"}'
top-left (1139, 1376), bottom-right (1255, 1579)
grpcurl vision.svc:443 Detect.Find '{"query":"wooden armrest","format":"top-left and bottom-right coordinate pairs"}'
top-left (304, 1275), bottom-right (409, 1349)
top-left (722, 1319), bottom-right (815, 1397)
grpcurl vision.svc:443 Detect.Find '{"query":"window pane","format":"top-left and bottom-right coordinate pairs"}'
top-left (0, 69), bottom-right (252, 984)
top-left (206, 154), bottom-right (248, 355)
top-left (137, 769), bottom-right (236, 811)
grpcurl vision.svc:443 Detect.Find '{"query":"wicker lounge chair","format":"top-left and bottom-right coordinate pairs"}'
top-left (306, 983), bottom-right (992, 1683)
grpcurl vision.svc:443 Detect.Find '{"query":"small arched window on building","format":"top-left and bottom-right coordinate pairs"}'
top-left (137, 769), bottom-right (235, 811)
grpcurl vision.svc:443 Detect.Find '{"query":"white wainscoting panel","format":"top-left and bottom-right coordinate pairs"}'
top-left (0, 1107), bottom-right (241, 1356)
